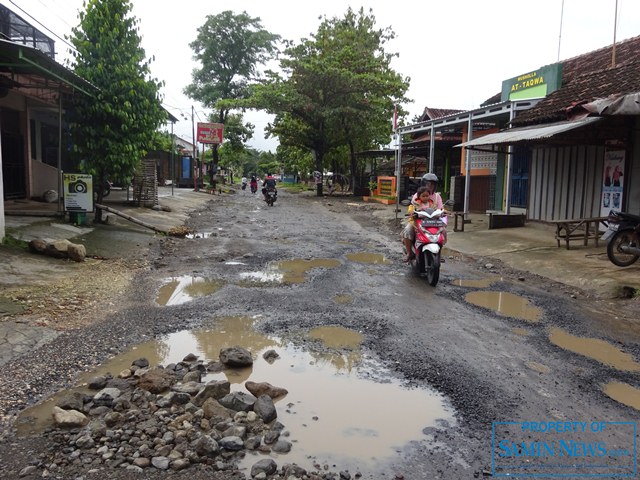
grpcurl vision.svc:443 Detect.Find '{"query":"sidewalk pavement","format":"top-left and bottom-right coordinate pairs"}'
top-left (443, 212), bottom-right (640, 298)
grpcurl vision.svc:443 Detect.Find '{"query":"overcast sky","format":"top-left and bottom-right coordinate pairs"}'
top-left (7, 0), bottom-right (640, 152)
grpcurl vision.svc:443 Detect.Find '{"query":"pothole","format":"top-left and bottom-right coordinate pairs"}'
top-left (549, 327), bottom-right (640, 371)
top-left (240, 258), bottom-right (341, 284)
top-left (345, 252), bottom-right (391, 264)
top-left (156, 276), bottom-right (224, 305)
top-left (464, 291), bottom-right (542, 322)
top-left (602, 381), bottom-right (640, 410)
top-left (16, 317), bottom-right (454, 474)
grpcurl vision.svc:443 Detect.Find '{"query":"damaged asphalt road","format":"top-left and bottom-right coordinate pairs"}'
top-left (0, 188), bottom-right (638, 479)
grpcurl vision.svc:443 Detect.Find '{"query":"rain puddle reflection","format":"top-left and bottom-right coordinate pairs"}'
top-left (240, 258), bottom-right (341, 284)
top-left (452, 278), bottom-right (497, 288)
top-left (345, 252), bottom-right (391, 264)
top-left (603, 381), bottom-right (640, 411)
top-left (464, 291), bottom-right (541, 322)
top-left (156, 276), bottom-right (224, 305)
top-left (549, 327), bottom-right (640, 372)
top-left (16, 317), bottom-right (453, 472)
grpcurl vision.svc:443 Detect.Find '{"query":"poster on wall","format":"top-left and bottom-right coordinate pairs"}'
top-left (600, 150), bottom-right (625, 219)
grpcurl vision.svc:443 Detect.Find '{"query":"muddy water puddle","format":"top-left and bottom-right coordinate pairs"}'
top-left (16, 317), bottom-right (453, 472)
top-left (464, 291), bottom-right (542, 322)
top-left (603, 381), bottom-right (640, 411)
top-left (240, 258), bottom-right (341, 284)
top-left (156, 276), bottom-right (224, 306)
top-left (345, 252), bottom-right (391, 264)
top-left (549, 327), bottom-right (640, 372)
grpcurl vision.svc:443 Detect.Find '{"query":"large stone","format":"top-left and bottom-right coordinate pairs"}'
top-left (245, 381), bottom-right (288, 399)
top-left (56, 391), bottom-right (87, 411)
top-left (67, 243), bottom-right (86, 262)
top-left (254, 394), bottom-right (277, 423)
top-left (93, 387), bottom-right (122, 407)
top-left (251, 458), bottom-right (278, 477)
top-left (193, 380), bottom-right (230, 406)
top-left (52, 406), bottom-right (87, 428)
top-left (137, 368), bottom-right (176, 394)
top-left (45, 239), bottom-right (72, 259)
top-left (28, 238), bottom-right (47, 254)
top-left (219, 346), bottom-right (253, 367)
top-left (218, 392), bottom-right (256, 412)
top-left (201, 397), bottom-right (234, 421)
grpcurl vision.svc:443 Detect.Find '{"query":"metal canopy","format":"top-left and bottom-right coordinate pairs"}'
top-left (0, 39), bottom-right (97, 97)
top-left (455, 117), bottom-right (601, 148)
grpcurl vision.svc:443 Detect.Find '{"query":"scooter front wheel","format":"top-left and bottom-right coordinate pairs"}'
top-left (425, 251), bottom-right (440, 286)
top-left (607, 228), bottom-right (639, 267)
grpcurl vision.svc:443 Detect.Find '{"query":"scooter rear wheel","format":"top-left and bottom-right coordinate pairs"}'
top-left (607, 228), bottom-right (639, 267)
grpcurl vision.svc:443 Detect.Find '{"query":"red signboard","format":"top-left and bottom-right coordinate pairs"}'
top-left (197, 122), bottom-right (224, 144)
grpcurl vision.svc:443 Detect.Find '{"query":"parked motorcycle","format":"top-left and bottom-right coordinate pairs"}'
top-left (603, 210), bottom-right (640, 266)
top-left (264, 188), bottom-right (277, 207)
top-left (406, 207), bottom-right (447, 286)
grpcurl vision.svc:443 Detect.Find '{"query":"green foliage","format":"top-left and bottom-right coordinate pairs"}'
top-left (248, 7), bottom-right (409, 193)
top-left (184, 11), bottom-right (279, 164)
top-left (67, 0), bottom-right (165, 205)
top-left (1, 234), bottom-right (28, 249)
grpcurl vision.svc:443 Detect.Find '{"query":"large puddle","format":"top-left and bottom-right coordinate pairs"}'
top-left (16, 317), bottom-right (453, 473)
top-left (549, 327), bottom-right (640, 372)
top-left (239, 258), bottom-right (341, 284)
top-left (464, 291), bottom-right (542, 322)
top-left (156, 276), bottom-right (224, 306)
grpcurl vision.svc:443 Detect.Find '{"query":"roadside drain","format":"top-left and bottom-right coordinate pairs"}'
top-left (16, 317), bottom-right (454, 473)
top-left (464, 291), bottom-right (542, 322)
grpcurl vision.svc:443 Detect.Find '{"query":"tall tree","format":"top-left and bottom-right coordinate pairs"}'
top-left (250, 7), bottom-right (409, 195)
top-left (184, 10), bottom-right (279, 180)
top-left (67, 0), bottom-right (165, 215)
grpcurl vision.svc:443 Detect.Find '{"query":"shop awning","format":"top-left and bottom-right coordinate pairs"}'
top-left (0, 39), bottom-right (97, 97)
top-left (455, 117), bottom-right (601, 148)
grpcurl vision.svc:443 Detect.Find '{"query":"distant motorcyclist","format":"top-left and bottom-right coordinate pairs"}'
top-left (241, 176), bottom-right (247, 190)
top-left (262, 173), bottom-right (277, 199)
top-left (250, 175), bottom-right (258, 194)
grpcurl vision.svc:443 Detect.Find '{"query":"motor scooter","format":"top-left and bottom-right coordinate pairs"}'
top-left (250, 182), bottom-right (258, 194)
top-left (406, 208), bottom-right (447, 286)
top-left (602, 210), bottom-right (640, 266)
top-left (264, 187), bottom-right (277, 206)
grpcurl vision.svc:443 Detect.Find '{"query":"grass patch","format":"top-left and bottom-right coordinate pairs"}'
top-left (280, 183), bottom-right (308, 193)
top-left (1, 234), bottom-right (28, 249)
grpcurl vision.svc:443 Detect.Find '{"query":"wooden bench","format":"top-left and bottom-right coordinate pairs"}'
top-left (452, 211), bottom-right (466, 232)
top-left (549, 217), bottom-right (608, 249)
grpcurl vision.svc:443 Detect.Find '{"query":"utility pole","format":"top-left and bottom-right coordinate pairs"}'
top-left (612, 0), bottom-right (619, 67)
top-left (191, 105), bottom-right (198, 192)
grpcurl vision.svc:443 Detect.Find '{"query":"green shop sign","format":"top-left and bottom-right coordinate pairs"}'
top-left (501, 63), bottom-right (563, 101)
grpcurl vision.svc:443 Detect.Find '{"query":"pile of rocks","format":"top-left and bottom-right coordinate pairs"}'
top-left (17, 346), bottom-right (355, 479)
